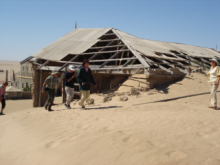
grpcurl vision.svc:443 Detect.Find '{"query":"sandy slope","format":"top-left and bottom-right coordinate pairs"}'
top-left (0, 73), bottom-right (220, 165)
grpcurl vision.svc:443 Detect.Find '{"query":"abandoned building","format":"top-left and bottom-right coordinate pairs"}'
top-left (23, 28), bottom-right (220, 107)
top-left (10, 60), bottom-right (33, 90)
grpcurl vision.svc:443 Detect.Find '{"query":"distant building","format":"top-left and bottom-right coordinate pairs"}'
top-left (10, 57), bottom-right (33, 91)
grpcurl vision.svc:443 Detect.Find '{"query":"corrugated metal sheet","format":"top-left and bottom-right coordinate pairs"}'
top-left (33, 28), bottom-right (111, 61)
top-left (114, 29), bottom-right (220, 58)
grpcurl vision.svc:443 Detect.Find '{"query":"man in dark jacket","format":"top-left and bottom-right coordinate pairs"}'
top-left (77, 59), bottom-right (96, 109)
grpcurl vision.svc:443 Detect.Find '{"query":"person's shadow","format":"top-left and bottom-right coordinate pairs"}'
top-left (85, 106), bottom-right (122, 110)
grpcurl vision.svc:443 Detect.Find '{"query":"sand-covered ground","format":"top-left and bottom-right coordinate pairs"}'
top-left (1, 73), bottom-right (220, 165)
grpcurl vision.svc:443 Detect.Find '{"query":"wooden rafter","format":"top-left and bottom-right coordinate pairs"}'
top-left (88, 45), bottom-right (124, 49)
top-left (89, 40), bottom-right (118, 60)
top-left (112, 29), bottom-right (150, 68)
top-left (144, 56), bottom-right (174, 74)
top-left (58, 55), bottom-right (80, 71)
top-left (90, 57), bottom-right (137, 63)
top-left (78, 49), bottom-right (129, 55)
top-left (99, 46), bottom-right (126, 68)
top-left (37, 61), bottom-right (49, 70)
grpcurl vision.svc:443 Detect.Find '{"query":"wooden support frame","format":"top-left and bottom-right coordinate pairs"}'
top-left (78, 49), bottom-right (129, 55)
top-left (58, 55), bottom-right (80, 71)
top-left (89, 45), bottom-right (124, 49)
top-left (112, 29), bottom-right (150, 68)
top-left (144, 56), bottom-right (174, 74)
top-left (99, 46), bottom-right (126, 68)
top-left (97, 39), bottom-right (120, 42)
top-left (89, 57), bottom-right (137, 63)
top-left (122, 56), bottom-right (136, 67)
top-left (89, 40), bottom-right (117, 60)
top-left (37, 61), bottom-right (49, 70)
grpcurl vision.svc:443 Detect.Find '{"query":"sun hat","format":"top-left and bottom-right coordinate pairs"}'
top-left (51, 71), bottom-right (59, 75)
top-left (210, 58), bottom-right (219, 65)
top-left (69, 65), bottom-right (75, 71)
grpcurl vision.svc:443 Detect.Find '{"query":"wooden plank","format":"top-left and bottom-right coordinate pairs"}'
top-left (119, 51), bottom-right (125, 65)
top-left (122, 56), bottom-right (135, 67)
top-left (89, 45), bottom-right (124, 49)
top-left (99, 46), bottom-right (126, 68)
top-left (94, 66), bottom-right (149, 70)
top-left (112, 29), bottom-right (150, 68)
top-left (37, 61), bottom-right (49, 70)
top-left (97, 39), bottom-right (120, 42)
top-left (144, 56), bottom-right (173, 74)
top-left (78, 49), bottom-right (129, 55)
top-left (90, 57), bottom-right (137, 63)
top-left (89, 40), bottom-right (117, 60)
top-left (58, 55), bottom-right (80, 71)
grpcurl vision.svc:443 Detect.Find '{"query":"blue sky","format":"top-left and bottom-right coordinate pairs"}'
top-left (0, 0), bottom-right (219, 61)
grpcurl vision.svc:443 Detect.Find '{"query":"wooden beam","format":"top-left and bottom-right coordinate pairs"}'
top-left (90, 57), bottom-right (137, 63)
top-left (97, 39), bottom-right (120, 42)
top-left (58, 55), bottom-right (80, 71)
top-left (89, 45), bottom-right (124, 49)
top-left (78, 49), bottom-right (129, 55)
top-left (144, 56), bottom-right (173, 74)
top-left (99, 46), bottom-right (126, 68)
top-left (122, 56), bottom-right (136, 67)
top-left (112, 29), bottom-right (150, 68)
top-left (89, 40), bottom-right (117, 60)
top-left (95, 66), bottom-right (149, 71)
top-left (119, 51), bottom-right (125, 65)
top-left (37, 61), bottom-right (49, 70)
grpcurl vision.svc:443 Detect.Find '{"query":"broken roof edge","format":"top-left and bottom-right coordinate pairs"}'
top-left (113, 28), bottom-right (219, 51)
top-left (112, 29), bottom-right (150, 68)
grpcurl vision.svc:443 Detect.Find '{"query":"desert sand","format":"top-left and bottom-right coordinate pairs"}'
top-left (0, 73), bottom-right (220, 165)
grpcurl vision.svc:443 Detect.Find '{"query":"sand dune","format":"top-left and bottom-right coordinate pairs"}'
top-left (1, 73), bottom-right (220, 165)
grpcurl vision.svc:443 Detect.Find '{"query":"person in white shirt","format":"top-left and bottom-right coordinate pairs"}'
top-left (208, 58), bottom-right (220, 109)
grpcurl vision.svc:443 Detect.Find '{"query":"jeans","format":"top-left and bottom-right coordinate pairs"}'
top-left (45, 89), bottom-right (55, 110)
top-left (65, 86), bottom-right (74, 106)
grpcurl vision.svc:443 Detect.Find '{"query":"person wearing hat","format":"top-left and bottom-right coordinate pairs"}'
top-left (208, 58), bottom-right (220, 109)
top-left (64, 65), bottom-right (77, 109)
top-left (42, 71), bottom-right (60, 111)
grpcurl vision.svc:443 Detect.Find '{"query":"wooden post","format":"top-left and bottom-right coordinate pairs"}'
top-left (38, 70), bottom-right (42, 107)
top-left (5, 70), bottom-right (8, 82)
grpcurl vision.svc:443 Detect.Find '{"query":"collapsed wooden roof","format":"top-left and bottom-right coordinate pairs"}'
top-left (27, 28), bottom-right (220, 74)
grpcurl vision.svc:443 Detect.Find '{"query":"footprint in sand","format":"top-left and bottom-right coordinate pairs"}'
top-left (44, 141), bottom-right (60, 148)
top-left (166, 150), bottom-right (187, 160)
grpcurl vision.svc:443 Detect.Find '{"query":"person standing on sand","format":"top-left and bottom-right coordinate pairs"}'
top-left (0, 82), bottom-right (8, 115)
top-left (42, 71), bottom-right (60, 111)
top-left (77, 59), bottom-right (97, 110)
top-left (63, 65), bottom-right (77, 109)
top-left (207, 58), bottom-right (220, 109)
